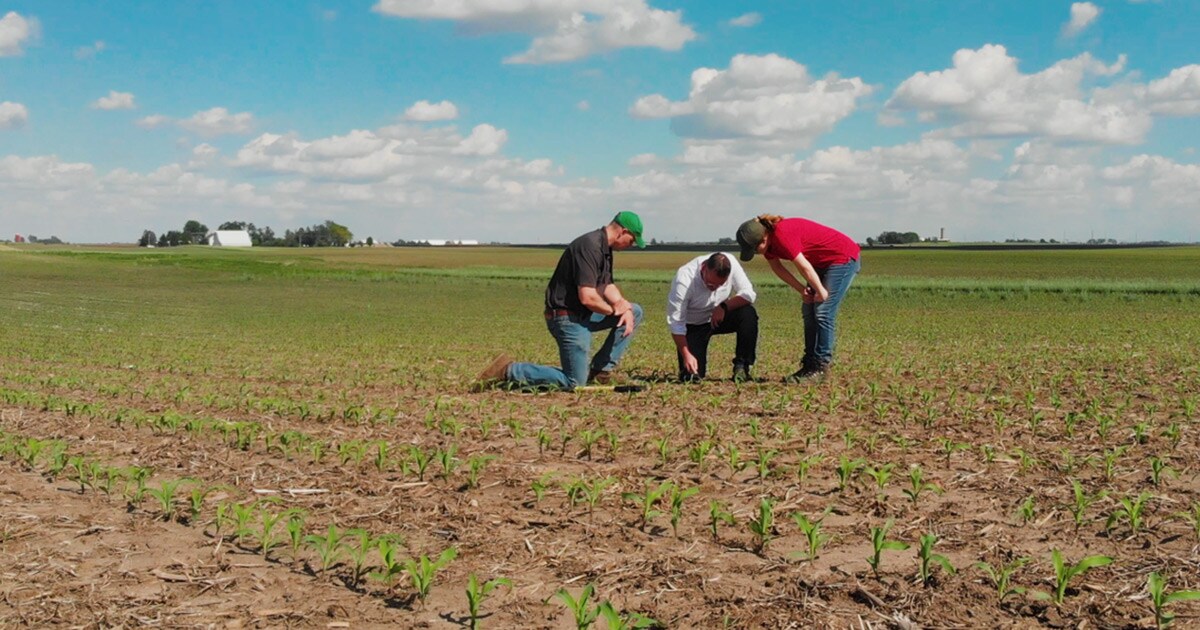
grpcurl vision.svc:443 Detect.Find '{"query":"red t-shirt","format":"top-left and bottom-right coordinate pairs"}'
top-left (764, 218), bottom-right (860, 269)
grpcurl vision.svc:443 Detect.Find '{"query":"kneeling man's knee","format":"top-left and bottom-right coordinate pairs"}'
top-left (630, 302), bottom-right (644, 323)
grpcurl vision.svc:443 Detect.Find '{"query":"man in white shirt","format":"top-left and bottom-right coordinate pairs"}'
top-left (666, 252), bottom-right (758, 382)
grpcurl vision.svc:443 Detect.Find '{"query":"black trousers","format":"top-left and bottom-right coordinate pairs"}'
top-left (676, 304), bottom-right (758, 379)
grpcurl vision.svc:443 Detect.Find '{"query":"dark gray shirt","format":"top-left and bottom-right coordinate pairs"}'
top-left (545, 228), bottom-right (612, 313)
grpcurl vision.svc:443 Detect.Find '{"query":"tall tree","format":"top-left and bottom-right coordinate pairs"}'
top-left (182, 219), bottom-right (209, 244)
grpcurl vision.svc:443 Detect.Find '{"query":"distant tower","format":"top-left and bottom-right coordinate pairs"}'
top-left (939, 227), bottom-right (945, 241)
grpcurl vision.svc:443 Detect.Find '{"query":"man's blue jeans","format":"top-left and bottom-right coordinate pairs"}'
top-left (507, 303), bottom-right (644, 390)
top-left (802, 257), bottom-right (860, 368)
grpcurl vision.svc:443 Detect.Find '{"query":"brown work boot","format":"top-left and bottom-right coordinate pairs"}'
top-left (588, 369), bottom-right (625, 386)
top-left (782, 362), bottom-right (829, 384)
top-left (473, 353), bottom-right (513, 391)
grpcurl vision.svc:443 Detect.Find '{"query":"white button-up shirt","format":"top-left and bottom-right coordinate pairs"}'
top-left (666, 253), bottom-right (757, 336)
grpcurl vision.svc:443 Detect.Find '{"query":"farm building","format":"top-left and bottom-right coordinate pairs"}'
top-left (206, 230), bottom-right (253, 247)
top-left (419, 239), bottom-right (480, 246)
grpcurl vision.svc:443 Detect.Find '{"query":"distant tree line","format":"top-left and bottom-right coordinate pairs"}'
top-left (137, 219), bottom-right (353, 247)
top-left (866, 231), bottom-right (922, 246)
top-left (11, 235), bottom-right (66, 244)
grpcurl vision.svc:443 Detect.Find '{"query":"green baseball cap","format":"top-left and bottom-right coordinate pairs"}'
top-left (613, 211), bottom-right (645, 248)
top-left (736, 218), bottom-right (767, 261)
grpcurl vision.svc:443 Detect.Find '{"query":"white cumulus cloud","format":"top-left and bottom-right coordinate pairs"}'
top-left (1063, 2), bottom-right (1101, 38)
top-left (728, 13), bottom-right (761, 28)
top-left (1145, 65), bottom-right (1200, 115)
top-left (91, 91), bottom-right (136, 111)
top-left (887, 45), bottom-right (1148, 144)
top-left (631, 53), bottom-right (872, 148)
top-left (181, 107), bottom-right (254, 136)
top-left (0, 11), bottom-right (36, 57)
top-left (403, 100), bottom-right (459, 121)
top-left (0, 101), bottom-right (29, 129)
top-left (138, 107), bottom-right (255, 136)
top-left (74, 40), bottom-right (106, 60)
top-left (372, 0), bottom-right (696, 64)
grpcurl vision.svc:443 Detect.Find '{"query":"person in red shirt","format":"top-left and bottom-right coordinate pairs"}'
top-left (736, 214), bottom-right (861, 382)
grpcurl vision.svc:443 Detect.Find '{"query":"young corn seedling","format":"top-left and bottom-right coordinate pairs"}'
top-left (1106, 492), bottom-right (1153, 535)
top-left (1068, 479), bottom-right (1106, 530)
top-left (903, 465), bottom-right (942, 505)
top-left (974, 556), bottom-right (1029, 603)
top-left (68, 457), bottom-right (95, 493)
top-left (556, 583), bottom-right (600, 630)
top-left (285, 511), bottom-right (307, 563)
top-left (866, 519), bottom-right (909, 578)
top-left (653, 437), bottom-right (671, 468)
top-left (1149, 456), bottom-right (1175, 487)
top-left (622, 481), bottom-right (671, 532)
top-left (597, 601), bottom-right (659, 630)
top-left (688, 440), bottom-right (714, 471)
top-left (605, 430), bottom-right (621, 461)
top-left (42, 441), bottom-right (68, 479)
top-left (122, 466), bottom-right (153, 509)
top-left (227, 502), bottom-right (260, 547)
top-left (1036, 549), bottom-right (1113, 606)
top-left (465, 454), bottom-right (496, 489)
top-left (791, 508), bottom-right (832, 561)
top-left (795, 454), bottom-right (823, 489)
top-left (709, 500), bottom-right (734, 541)
top-left (464, 573), bottom-right (512, 630)
top-left (1177, 501), bottom-right (1200, 543)
top-left (343, 529), bottom-right (377, 587)
top-left (916, 532), bottom-right (955, 587)
top-left (754, 449), bottom-right (778, 480)
top-left (147, 478), bottom-right (192, 522)
top-left (1057, 449), bottom-right (1093, 476)
top-left (435, 445), bottom-right (461, 481)
top-left (562, 478), bottom-right (587, 511)
top-left (405, 547), bottom-right (457, 603)
top-left (1132, 422), bottom-right (1151, 445)
top-left (576, 428), bottom-right (603, 460)
top-left (257, 508), bottom-right (297, 559)
top-left (842, 428), bottom-right (859, 450)
top-left (1102, 446), bottom-right (1127, 481)
top-left (865, 463), bottom-right (895, 502)
top-left (936, 438), bottom-right (970, 465)
top-left (668, 485), bottom-right (699, 538)
top-left (373, 441), bottom-right (391, 472)
top-left (835, 455), bottom-right (866, 493)
top-left (304, 523), bottom-right (346, 576)
top-left (409, 446), bottom-right (433, 481)
top-left (1148, 571), bottom-right (1200, 630)
top-left (1016, 495), bottom-right (1037, 525)
top-left (580, 476), bottom-right (615, 521)
top-left (748, 497), bottom-right (776, 554)
top-left (724, 444), bottom-right (746, 476)
top-left (186, 483), bottom-right (221, 525)
top-left (1011, 447), bottom-right (1038, 475)
top-left (370, 535), bottom-right (406, 585)
top-left (529, 472), bottom-right (556, 505)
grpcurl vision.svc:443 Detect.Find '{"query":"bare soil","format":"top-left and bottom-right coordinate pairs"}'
top-left (2, 370), bottom-right (1198, 628)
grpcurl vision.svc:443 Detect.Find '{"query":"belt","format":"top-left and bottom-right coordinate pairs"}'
top-left (545, 308), bottom-right (573, 319)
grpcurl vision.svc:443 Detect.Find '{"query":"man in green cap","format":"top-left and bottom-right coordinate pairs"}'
top-left (475, 212), bottom-right (646, 391)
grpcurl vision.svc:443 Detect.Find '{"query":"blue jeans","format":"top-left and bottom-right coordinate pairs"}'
top-left (802, 258), bottom-right (859, 368)
top-left (507, 303), bottom-right (644, 390)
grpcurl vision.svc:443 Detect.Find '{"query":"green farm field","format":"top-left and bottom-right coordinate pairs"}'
top-left (2, 244), bottom-right (1200, 628)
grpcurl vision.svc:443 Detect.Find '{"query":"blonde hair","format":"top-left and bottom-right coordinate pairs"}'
top-left (756, 214), bottom-right (784, 231)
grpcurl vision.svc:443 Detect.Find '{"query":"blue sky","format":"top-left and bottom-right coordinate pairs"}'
top-left (1, 1), bottom-right (1197, 244)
